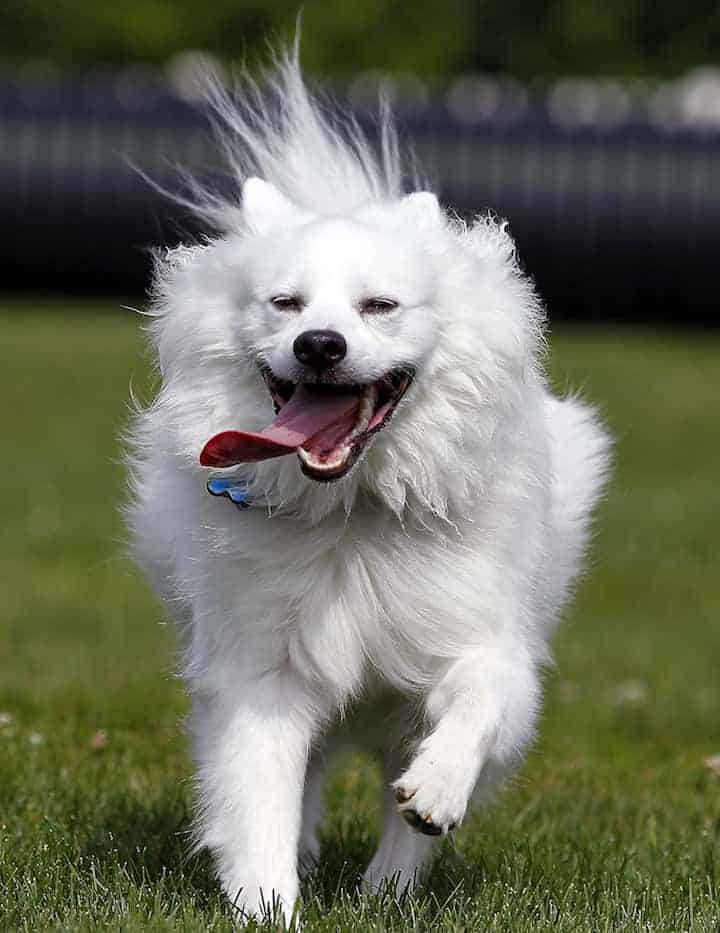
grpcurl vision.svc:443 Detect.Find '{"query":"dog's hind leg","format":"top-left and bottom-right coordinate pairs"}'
top-left (363, 749), bottom-right (437, 894)
top-left (298, 748), bottom-right (328, 876)
top-left (298, 736), bottom-right (354, 877)
top-left (364, 785), bottom-right (437, 894)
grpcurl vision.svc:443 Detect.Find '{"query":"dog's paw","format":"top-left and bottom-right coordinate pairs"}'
top-left (393, 756), bottom-right (470, 836)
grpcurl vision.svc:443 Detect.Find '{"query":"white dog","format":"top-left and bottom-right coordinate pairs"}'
top-left (126, 51), bottom-right (610, 924)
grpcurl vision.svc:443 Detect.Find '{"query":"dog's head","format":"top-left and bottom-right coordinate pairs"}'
top-left (231, 179), bottom-right (447, 483)
top-left (145, 58), bottom-right (543, 521)
top-left (150, 182), bottom-right (541, 521)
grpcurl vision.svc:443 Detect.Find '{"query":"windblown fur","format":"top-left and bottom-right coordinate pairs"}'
top-left (126, 49), bottom-right (611, 924)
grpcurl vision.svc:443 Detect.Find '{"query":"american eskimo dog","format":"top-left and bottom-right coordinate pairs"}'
top-left (126, 50), bottom-right (610, 923)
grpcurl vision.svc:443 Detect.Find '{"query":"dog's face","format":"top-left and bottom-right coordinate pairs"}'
top-left (231, 180), bottom-right (447, 482)
top-left (153, 178), bottom-right (538, 516)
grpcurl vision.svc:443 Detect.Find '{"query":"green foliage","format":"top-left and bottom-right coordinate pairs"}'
top-left (1, 0), bottom-right (720, 79)
top-left (0, 302), bottom-right (719, 930)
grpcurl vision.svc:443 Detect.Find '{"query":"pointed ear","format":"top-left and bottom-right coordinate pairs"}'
top-left (242, 178), bottom-right (299, 234)
top-left (398, 191), bottom-right (443, 226)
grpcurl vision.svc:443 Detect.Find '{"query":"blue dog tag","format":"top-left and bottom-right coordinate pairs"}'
top-left (206, 475), bottom-right (253, 510)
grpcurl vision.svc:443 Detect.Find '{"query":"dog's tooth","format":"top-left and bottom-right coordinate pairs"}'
top-left (351, 383), bottom-right (377, 436)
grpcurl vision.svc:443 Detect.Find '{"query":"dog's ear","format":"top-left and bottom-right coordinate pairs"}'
top-left (242, 178), bottom-right (300, 234)
top-left (398, 192), bottom-right (443, 227)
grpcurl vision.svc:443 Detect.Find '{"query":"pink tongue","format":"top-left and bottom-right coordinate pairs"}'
top-left (200, 386), bottom-right (360, 467)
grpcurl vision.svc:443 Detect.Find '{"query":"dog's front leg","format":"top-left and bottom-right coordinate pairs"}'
top-left (394, 641), bottom-right (541, 836)
top-left (192, 669), bottom-right (319, 924)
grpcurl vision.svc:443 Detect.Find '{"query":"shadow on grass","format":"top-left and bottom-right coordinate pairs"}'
top-left (77, 781), bottom-right (224, 911)
top-left (77, 780), bottom-right (504, 919)
top-left (73, 769), bottom-right (557, 928)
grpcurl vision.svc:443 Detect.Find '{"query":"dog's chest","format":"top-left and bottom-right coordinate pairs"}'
top-left (214, 511), bottom-right (490, 696)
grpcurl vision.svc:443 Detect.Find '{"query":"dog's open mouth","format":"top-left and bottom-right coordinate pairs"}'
top-left (200, 367), bottom-right (414, 482)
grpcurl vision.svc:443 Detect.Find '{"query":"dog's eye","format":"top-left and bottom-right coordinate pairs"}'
top-left (270, 295), bottom-right (303, 312)
top-left (361, 297), bottom-right (399, 314)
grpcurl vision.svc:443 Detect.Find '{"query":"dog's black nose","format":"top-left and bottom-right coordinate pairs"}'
top-left (293, 329), bottom-right (347, 370)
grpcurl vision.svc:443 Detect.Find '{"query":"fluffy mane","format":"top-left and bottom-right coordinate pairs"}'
top-left (181, 46), bottom-right (408, 230)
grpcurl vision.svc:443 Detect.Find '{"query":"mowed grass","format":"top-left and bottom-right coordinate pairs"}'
top-left (1, 300), bottom-right (718, 931)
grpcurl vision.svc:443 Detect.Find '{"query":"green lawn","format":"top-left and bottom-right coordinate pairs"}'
top-left (1, 301), bottom-right (718, 931)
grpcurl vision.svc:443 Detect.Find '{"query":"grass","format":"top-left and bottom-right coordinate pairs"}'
top-left (0, 299), bottom-right (719, 931)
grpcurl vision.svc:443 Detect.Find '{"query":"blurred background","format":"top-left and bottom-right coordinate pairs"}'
top-left (2, 0), bottom-right (720, 320)
top-left (2, 5), bottom-right (719, 930)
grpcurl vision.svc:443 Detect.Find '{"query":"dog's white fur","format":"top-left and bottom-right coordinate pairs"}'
top-left (126, 51), bottom-right (611, 924)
